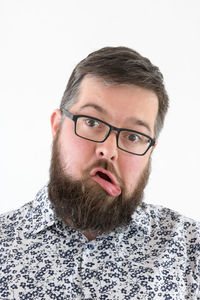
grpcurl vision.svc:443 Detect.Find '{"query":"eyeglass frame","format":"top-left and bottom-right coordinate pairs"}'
top-left (61, 108), bottom-right (156, 156)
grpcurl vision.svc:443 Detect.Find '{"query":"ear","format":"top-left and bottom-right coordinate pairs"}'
top-left (50, 109), bottom-right (62, 138)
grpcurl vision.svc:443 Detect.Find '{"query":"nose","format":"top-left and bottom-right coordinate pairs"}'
top-left (95, 132), bottom-right (118, 161)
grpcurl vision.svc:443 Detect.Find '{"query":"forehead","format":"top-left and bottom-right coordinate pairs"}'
top-left (71, 76), bottom-right (159, 135)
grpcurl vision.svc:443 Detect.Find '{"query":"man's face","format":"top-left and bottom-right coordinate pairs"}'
top-left (49, 77), bottom-right (158, 233)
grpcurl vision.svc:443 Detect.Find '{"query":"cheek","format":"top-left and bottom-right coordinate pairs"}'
top-left (120, 155), bottom-right (149, 192)
top-left (59, 133), bottom-right (95, 177)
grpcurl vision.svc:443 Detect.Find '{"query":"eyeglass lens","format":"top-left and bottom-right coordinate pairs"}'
top-left (76, 116), bottom-right (151, 155)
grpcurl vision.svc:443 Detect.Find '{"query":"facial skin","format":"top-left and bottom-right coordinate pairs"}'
top-left (49, 76), bottom-right (158, 240)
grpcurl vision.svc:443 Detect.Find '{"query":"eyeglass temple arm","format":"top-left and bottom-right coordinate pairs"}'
top-left (62, 109), bottom-right (74, 120)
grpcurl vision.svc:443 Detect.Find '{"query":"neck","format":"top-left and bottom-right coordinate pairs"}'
top-left (81, 230), bottom-right (98, 241)
top-left (65, 218), bottom-right (99, 241)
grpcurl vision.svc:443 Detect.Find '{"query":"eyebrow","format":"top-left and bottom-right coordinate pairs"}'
top-left (78, 103), bottom-right (152, 134)
top-left (78, 103), bottom-right (106, 114)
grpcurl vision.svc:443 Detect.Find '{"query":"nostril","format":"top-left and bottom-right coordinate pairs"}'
top-left (96, 144), bottom-right (118, 161)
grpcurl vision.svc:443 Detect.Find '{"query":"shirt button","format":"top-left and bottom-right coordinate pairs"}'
top-left (87, 244), bottom-right (94, 250)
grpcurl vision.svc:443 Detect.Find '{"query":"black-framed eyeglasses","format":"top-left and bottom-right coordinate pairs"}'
top-left (62, 109), bottom-right (155, 156)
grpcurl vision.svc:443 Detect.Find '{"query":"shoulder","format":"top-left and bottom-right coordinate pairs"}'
top-left (143, 202), bottom-right (200, 231)
top-left (140, 202), bottom-right (200, 254)
top-left (0, 201), bottom-right (33, 246)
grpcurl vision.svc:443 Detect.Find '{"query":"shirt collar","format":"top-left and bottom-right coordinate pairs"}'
top-left (130, 202), bottom-right (151, 235)
top-left (31, 186), bottom-right (150, 236)
top-left (31, 185), bottom-right (56, 234)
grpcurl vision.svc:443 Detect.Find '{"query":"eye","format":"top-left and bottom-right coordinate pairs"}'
top-left (85, 118), bottom-right (99, 128)
top-left (127, 134), bottom-right (140, 142)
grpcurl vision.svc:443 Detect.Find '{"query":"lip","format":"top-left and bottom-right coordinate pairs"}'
top-left (90, 167), bottom-right (119, 186)
top-left (90, 167), bottom-right (121, 197)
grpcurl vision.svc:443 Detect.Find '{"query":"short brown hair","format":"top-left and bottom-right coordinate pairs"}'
top-left (60, 46), bottom-right (169, 138)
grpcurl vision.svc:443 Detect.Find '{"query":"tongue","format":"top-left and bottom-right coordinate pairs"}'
top-left (92, 174), bottom-right (121, 197)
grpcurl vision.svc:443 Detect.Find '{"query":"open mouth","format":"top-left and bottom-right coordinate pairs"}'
top-left (90, 168), bottom-right (121, 197)
top-left (96, 171), bottom-right (112, 183)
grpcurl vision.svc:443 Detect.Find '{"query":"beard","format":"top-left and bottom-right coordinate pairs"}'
top-left (48, 132), bottom-right (151, 235)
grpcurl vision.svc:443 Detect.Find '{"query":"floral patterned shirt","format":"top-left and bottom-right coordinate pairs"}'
top-left (0, 186), bottom-right (200, 299)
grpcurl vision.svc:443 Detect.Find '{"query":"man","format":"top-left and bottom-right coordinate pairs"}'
top-left (0, 47), bottom-right (199, 299)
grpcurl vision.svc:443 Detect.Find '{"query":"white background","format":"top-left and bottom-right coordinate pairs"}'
top-left (0, 0), bottom-right (199, 221)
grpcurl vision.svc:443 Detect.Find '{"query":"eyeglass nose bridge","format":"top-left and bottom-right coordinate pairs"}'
top-left (102, 124), bottom-right (121, 144)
